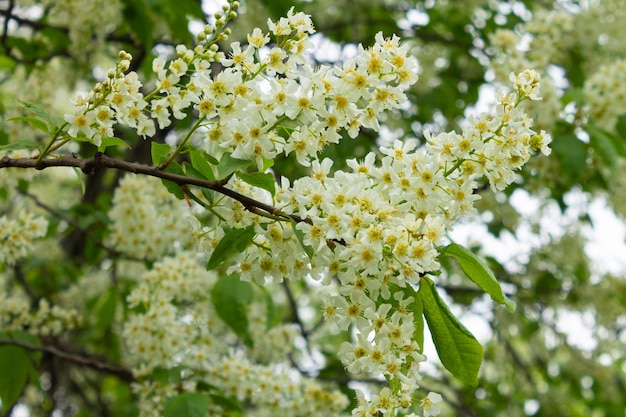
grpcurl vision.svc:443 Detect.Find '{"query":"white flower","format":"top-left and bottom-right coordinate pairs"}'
top-left (421, 392), bottom-right (443, 417)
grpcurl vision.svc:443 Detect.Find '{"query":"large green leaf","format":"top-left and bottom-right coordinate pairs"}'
top-left (410, 290), bottom-right (425, 354)
top-left (206, 226), bottom-right (256, 270)
top-left (440, 243), bottom-right (515, 312)
top-left (236, 171), bottom-right (276, 196)
top-left (164, 392), bottom-right (209, 417)
top-left (0, 333), bottom-right (41, 411)
top-left (419, 277), bottom-right (483, 387)
top-left (392, 283), bottom-right (425, 353)
top-left (211, 274), bottom-right (254, 347)
top-left (0, 346), bottom-right (30, 410)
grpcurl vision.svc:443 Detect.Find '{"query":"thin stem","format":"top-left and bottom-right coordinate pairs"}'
top-left (158, 117), bottom-right (204, 169)
top-left (443, 157), bottom-right (465, 178)
top-left (36, 122), bottom-right (69, 166)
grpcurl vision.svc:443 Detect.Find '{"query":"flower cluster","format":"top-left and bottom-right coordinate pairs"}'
top-left (485, 4), bottom-right (586, 132)
top-left (64, 7), bottom-right (417, 170)
top-left (64, 51), bottom-right (154, 146)
top-left (123, 251), bottom-right (348, 417)
top-left (204, 70), bottom-right (550, 415)
top-left (30, 0), bottom-right (123, 58)
top-left (62, 7), bottom-right (551, 415)
top-left (0, 209), bottom-right (48, 265)
top-left (107, 174), bottom-right (194, 260)
top-left (123, 251), bottom-right (225, 375)
top-left (584, 59), bottom-right (626, 133)
top-left (207, 354), bottom-right (349, 417)
top-left (0, 294), bottom-right (81, 336)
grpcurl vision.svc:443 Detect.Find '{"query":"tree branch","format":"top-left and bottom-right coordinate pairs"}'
top-left (0, 338), bottom-right (134, 382)
top-left (0, 152), bottom-right (311, 225)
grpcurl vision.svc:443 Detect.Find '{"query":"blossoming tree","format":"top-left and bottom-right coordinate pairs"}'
top-left (1, 1), bottom-right (624, 416)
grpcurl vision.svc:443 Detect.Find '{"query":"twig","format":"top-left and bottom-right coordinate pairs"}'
top-left (0, 338), bottom-right (134, 382)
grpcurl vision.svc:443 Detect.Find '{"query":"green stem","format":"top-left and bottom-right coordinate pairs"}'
top-left (158, 117), bottom-right (204, 170)
top-left (36, 122), bottom-right (69, 166)
top-left (47, 137), bottom-right (72, 154)
top-left (443, 158), bottom-right (465, 178)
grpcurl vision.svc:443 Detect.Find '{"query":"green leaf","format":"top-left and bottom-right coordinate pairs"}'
top-left (262, 157), bottom-right (274, 171)
top-left (289, 218), bottom-right (313, 260)
top-left (7, 116), bottom-right (49, 133)
top-left (390, 283), bottom-right (425, 353)
top-left (189, 149), bottom-right (216, 181)
top-left (164, 392), bottom-right (209, 417)
top-left (410, 291), bottom-right (425, 353)
top-left (72, 167), bottom-right (87, 194)
top-left (152, 366), bottom-right (184, 385)
top-left (93, 288), bottom-right (119, 329)
top-left (206, 226), bottom-right (256, 270)
top-left (0, 140), bottom-right (40, 152)
top-left (210, 274), bottom-right (254, 347)
top-left (419, 277), bottom-right (483, 387)
top-left (217, 153), bottom-right (252, 179)
top-left (98, 136), bottom-right (131, 152)
top-left (236, 171), bottom-right (276, 196)
top-left (162, 161), bottom-right (185, 200)
top-left (0, 335), bottom-right (40, 411)
top-left (121, 0), bottom-right (155, 48)
top-left (551, 133), bottom-right (588, 181)
top-left (261, 0), bottom-right (294, 20)
top-left (17, 99), bottom-right (51, 123)
top-left (151, 142), bottom-right (171, 165)
top-left (586, 124), bottom-right (619, 168)
top-left (40, 26), bottom-right (71, 51)
top-left (155, 0), bottom-right (204, 44)
top-left (616, 114), bottom-right (626, 141)
top-left (257, 284), bottom-right (277, 330)
top-left (440, 243), bottom-right (515, 312)
top-left (601, 121), bottom-right (626, 157)
top-left (207, 393), bottom-right (243, 416)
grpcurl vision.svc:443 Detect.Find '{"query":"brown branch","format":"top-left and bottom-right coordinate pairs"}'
top-left (0, 152), bottom-right (311, 225)
top-left (0, 338), bottom-right (134, 382)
